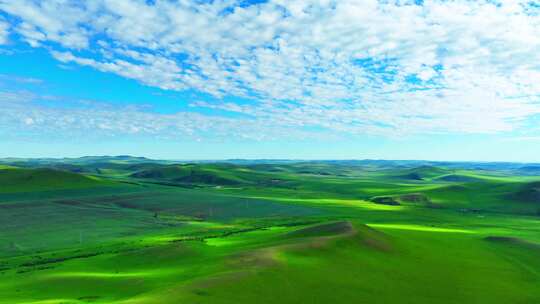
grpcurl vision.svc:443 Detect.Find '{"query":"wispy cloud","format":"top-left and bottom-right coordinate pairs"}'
top-left (0, 17), bottom-right (8, 44)
top-left (1, 0), bottom-right (540, 138)
top-left (0, 90), bottom-right (325, 141)
top-left (0, 74), bottom-right (43, 84)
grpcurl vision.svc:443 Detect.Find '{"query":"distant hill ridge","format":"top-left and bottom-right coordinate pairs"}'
top-left (2, 156), bottom-right (540, 175)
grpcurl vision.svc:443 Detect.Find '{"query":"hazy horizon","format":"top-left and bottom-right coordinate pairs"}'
top-left (2, 154), bottom-right (540, 165)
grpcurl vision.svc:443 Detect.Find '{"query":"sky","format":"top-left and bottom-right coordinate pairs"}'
top-left (0, 0), bottom-right (540, 161)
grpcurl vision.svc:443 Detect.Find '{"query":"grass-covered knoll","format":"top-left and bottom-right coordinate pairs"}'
top-left (1, 158), bottom-right (540, 303)
top-left (131, 163), bottom-right (248, 185)
top-left (389, 165), bottom-right (453, 180)
top-left (0, 168), bottom-right (114, 193)
top-left (434, 173), bottom-right (484, 182)
top-left (130, 163), bottom-right (299, 188)
top-left (507, 181), bottom-right (540, 203)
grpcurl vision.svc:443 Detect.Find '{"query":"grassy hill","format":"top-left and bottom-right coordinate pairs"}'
top-left (391, 165), bottom-right (452, 180)
top-left (132, 164), bottom-right (245, 185)
top-left (130, 163), bottom-right (297, 187)
top-left (0, 168), bottom-right (113, 193)
top-left (434, 174), bottom-right (484, 182)
top-left (507, 181), bottom-right (540, 204)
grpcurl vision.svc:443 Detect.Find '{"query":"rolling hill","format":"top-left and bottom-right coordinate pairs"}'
top-left (130, 163), bottom-right (296, 187)
top-left (507, 181), bottom-right (540, 204)
top-left (392, 165), bottom-right (452, 180)
top-left (0, 168), bottom-right (113, 193)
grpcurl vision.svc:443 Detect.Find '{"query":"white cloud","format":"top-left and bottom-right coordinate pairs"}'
top-left (0, 90), bottom-right (322, 141)
top-left (0, 18), bottom-right (9, 44)
top-left (1, 0), bottom-right (540, 137)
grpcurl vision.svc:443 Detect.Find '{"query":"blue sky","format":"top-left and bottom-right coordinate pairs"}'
top-left (1, 0), bottom-right (540, 161)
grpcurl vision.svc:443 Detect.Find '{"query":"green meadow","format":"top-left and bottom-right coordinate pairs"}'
top-left (1, 158), bottom-right (539, 303)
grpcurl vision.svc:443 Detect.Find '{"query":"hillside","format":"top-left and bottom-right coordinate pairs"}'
top-left (130, 163), bottom-right (293, 187)
top-left (0, 168), bottom-right (112, 193)
top-left (507, 181), bottom-right (540, 204)
top-left (392, 166), bottom-right (452, 180)
top-left (434, 174), bottom-right (484, 183)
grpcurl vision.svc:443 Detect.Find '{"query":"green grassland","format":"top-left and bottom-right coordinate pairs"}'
top-left (0, 159), bottom-right (539, 303)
